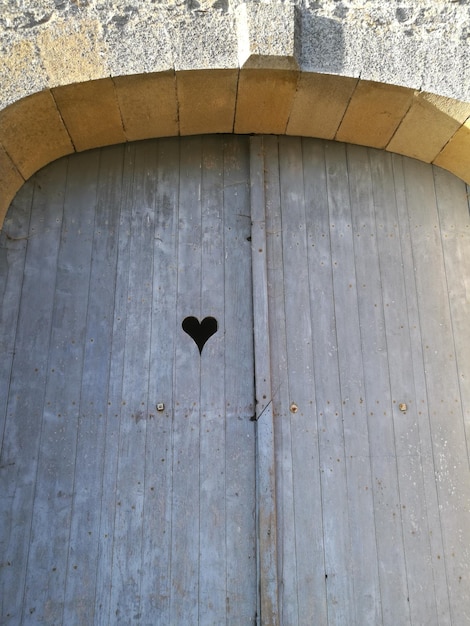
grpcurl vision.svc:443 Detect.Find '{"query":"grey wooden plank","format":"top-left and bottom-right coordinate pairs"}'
top-left (223, 135), bottom-right (255, 419)
top-left (0, 161), bottom-right (66, 625)
top-left (198, 135), bottom-right (227, 624)
top-left (369, 148), bottom-right (438, 626)
top-left (391, 153), bottom-right (452, 625)
top-left (250, 135), bottom-right (280, 625)
top-left (404, 157), bottom-right (470, 624)
top-left (347, 143), bottom-right (410, 625)
top-left (109, 140), bottom-right (158, 621)
top-left (139, 137), bottom-right (179, 624)
top-left (325, 140), bottom-right (382, 624)
top-left (170, 135), bottom-right (203, 623)
top-left (262, 135), bottom-right (297, 626)
top-left (304, 137), bottom-right (364, 625)
top-left (322, 140), bottom-right (380, 625)
top-left (433, 166), bottom-right (470, 454)
top-left (278, 136), bottom-right (328, 625)
top-left (21, 150), bottom-right (99, 624)
top-left (223, 135), bottom-right (257, 625)
top-left (94, 143), bottom-right (136, 625)
top-left (62, 145), bottom-right (124, 624)
top-left (0, 182), bottom-right (32, 449)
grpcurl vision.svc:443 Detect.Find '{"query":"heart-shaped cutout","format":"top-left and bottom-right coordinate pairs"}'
top-left (182, 316), bottom-right (218, 354)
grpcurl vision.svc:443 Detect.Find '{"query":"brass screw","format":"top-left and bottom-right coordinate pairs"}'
top-left (290, 403), bottom-right (298, 414)
top-left (399, 403), bottom-right (407, 412)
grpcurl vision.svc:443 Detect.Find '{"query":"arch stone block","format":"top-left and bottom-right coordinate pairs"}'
top-left (51, 79), bottom-right (126, 152)
top-left (176, 69), bottom-right (239, 135)
top-left (113, 72), bottom-right (178, 142)
top-left (335, 81), bottom-right (415, 149)
top-left (0, 91), bottom-right (74, 180)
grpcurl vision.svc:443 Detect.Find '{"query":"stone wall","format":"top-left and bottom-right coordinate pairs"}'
top-left (2, 0), bottom-right (470, 106)
top-left (1, 1), bottom-right (470, 219)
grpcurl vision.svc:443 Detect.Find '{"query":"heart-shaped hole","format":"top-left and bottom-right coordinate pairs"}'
top-left (182, 316), bottom-right (218, 354)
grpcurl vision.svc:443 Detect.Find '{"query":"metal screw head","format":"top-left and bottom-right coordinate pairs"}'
top-left (399, 403), bottom-right (407, 412)
top-left (290, 403), bottom-right (298, 414)
top-left (156, 403), bottom-right (165, 412)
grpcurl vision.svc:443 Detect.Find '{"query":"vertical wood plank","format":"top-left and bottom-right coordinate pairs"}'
top-left (223, 135), bottom-right (257, 625)
top-left (94, 143), bottom-right (135, 625)
top-left (0, 163), bottom-right (65, 625)
top-left (62, 145), bottom-right (124, 624)
top-left (404, 157), bottom-right (470, 624)
top-left (304, 137), bottom-right (359, 624)
top-left (325, 141), bottom-right (382, 624)
top-left (434, 166), bottom-right (470, 450)
top-left (250, 136), bottom-right (280, 626)
top-left (262, 135), bottom-right (299, 626)
top-left (199, 135), bottom-right (227, 624)
top-left (109, 141), bottom-right (157, 621)
top-left (391, 153), bottom-right (452, 625)
top-left (0, 183), bottom-right (32, 446)
top-left (369, 148), bottom-right (439, 625)
top-left (347, 144), bottom-right (410, 625)
top-left (435, 173), bottom-right (470, 618)
top-left (312, 137), bottom-right (379, 624)
top-left (170, 136), bottom-right (202, 623)
top-left (22, 151), bottom-right (98, 624)
top-left (278, 136), bottom-right (327, 625)
top-left (139, 137), bottom-right (179, 624)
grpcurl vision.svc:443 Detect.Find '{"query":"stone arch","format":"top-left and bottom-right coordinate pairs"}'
top-left (1, 2), bottom-right (470, 220)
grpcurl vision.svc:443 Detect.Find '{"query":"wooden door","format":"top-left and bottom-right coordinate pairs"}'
top-left (0, 136), bottom-right (257, 625)
top-left (256, 136), bottom-right (470, 625)
top-left (2, 134), bottom-right (470, 626)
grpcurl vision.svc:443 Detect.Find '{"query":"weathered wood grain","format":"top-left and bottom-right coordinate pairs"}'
top-left (278, 136), bottom-right (327, 625)
top-left (223, 135), bottom-right (257, 625)
top-left (0, 181), bottom-right (32, 453)
top-left (250, 136), bottom-right (280, 625)
top-left (404, 157), bottom-right (470, 625)
top-left (391, 153), bottom-right (452, 625)
top-left (22, 150), bottom-right (99, 623)
top-left (370, 148), bottom-right (438, 625)
top-left (1, 161), bottom-right (66, 624)
top-left (94, 143), bottom-right (135, 625)
top-left (1, 135), bottom-right (469, 626)
top-left (139, 137), bottom-right (178, 623)
top-left (63, 145), bottom-right (124, 624)
top-left (199, 135), bottom-right (227, 624)
top-left (347, 144), bottom-right (410, 625)
top-left (170, 136), bottom-right (203, 623)
top-left (324, 140), bottom-right (380, 623)
top-left (108, 141), bottom-right (156, 621)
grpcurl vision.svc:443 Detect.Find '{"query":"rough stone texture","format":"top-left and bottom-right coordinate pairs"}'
top-left (388, 93), bottom-right (470, 163)
top-left (38, 18), bottom-right (108, 87)
top-left (1, 0), bottom-right (470, 215)
top-left (114, 72), bottom-right (179, 141)
top-left (0, 90), bottom-right (74, 179)
top-left (0, 144), bottom-right (24, 223)
top-left (434, 120), bottom-right (470, 184)
top-left (236, 3), bottom-right (300, 70)
top-left (52, 79), bottom-right (126, 151)
top-left (176, 69), bottom-right (238, 134)
top-left (335, 80), bottom-right (415, 149)
top-left (235, 68), bottom-right (299, 134)
top-left (1, 1), bottom-right (470, 108)
top-left (286, 73), bottom-right (358, 140)
top-left (172, 10), bottom-right (238, 71)
top-left (0, 37), bottom-right (49, 110)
